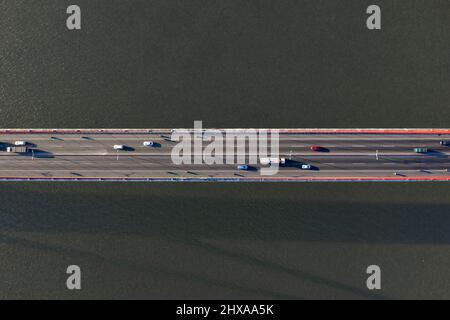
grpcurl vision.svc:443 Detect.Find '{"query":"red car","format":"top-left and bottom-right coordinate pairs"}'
top-left (310, 145), bottom-right (322, 151)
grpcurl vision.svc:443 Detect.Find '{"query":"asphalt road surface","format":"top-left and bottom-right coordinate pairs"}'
top-left (0, 132), bottom-right (449, 180)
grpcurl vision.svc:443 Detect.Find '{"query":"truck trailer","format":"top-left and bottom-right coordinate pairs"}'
top-left (6, 146), bottom-right (29, 153)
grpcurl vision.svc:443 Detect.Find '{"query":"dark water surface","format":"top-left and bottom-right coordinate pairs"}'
top-left (0, 1), bottom-right (449, 299)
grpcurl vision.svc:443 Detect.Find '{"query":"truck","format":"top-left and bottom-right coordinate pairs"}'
top-left (260, 157), bottom-right (286, 165)
top-left (6, 146), bottom-right (29, 153)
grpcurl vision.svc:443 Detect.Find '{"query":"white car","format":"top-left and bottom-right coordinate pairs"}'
top-left (301, 164), bottom-right (311, 170)
top-left (15, 141), bottom-right (26, 146)
top-left (113, 145), bottom-right (124, 150)
top-left (143, 141), bottom-right (154, 147)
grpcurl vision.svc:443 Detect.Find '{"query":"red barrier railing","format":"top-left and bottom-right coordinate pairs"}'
top-left (0, 128), bottom-right (449, 135)
top-left (0, 176), bottom-right (449, 182)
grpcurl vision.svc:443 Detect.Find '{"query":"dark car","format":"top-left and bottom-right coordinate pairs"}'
top-left (440, 140), bottom-right (448, 146)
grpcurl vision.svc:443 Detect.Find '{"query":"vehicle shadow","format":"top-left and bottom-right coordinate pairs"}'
top-left (25, 142), bottom-right (37, 148)
top-left (28, 149), bottom-right (54, 158)
top-left (284, 160), bottom-right (320, 171)
top-left (150, 142), bottom-right (162, 148)
top-left (0, 142), bottom-right (13, 151)
top-left (122, 146), bottom-right (135, 152)
top-left (70, 172), bottom-right (84, 177)
top-left (425, 150), bottom-right (448, 158)
top-left (284, 159), bottom-right (302, 167)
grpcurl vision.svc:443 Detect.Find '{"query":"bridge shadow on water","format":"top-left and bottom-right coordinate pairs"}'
top-left (0, 183), bottom-right (448, 245)
top-left (0, 183), bottom-right (449, 299)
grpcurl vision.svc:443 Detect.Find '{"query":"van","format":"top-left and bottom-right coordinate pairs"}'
top-left (260, 157), bottom-right (286, 165)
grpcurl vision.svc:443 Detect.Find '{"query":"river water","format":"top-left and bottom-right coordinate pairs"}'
top-left (0, 0), bottom-right (449, 299)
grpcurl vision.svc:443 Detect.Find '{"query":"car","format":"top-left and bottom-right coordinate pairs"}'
top-left (237, 165), bottom-right (249, 170)
top-left (113, 145), bottom-right (124, 150)
top-left (440, 140), bottom-right (448, 146)
top-left (413, 147), bottom-right (428, 153)
top-left (301, 164), bottom-right (311, 170)
top-left (143, 141), bottom-right (154, 147)
top-left (310, 145), bottom-right (321, 151)
top-left (15, 141), bottom-right (26, 146)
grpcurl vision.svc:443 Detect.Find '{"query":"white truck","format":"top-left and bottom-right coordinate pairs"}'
top-left (7, 146), bottom-right (28, 153)
top-left (260, 157), bottom-right (286, 165)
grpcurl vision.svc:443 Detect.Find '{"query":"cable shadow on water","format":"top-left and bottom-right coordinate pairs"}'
top-left (181, 238), bottom-right (386, 299)
top-left (0, 233), bottom-right (299, 299)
